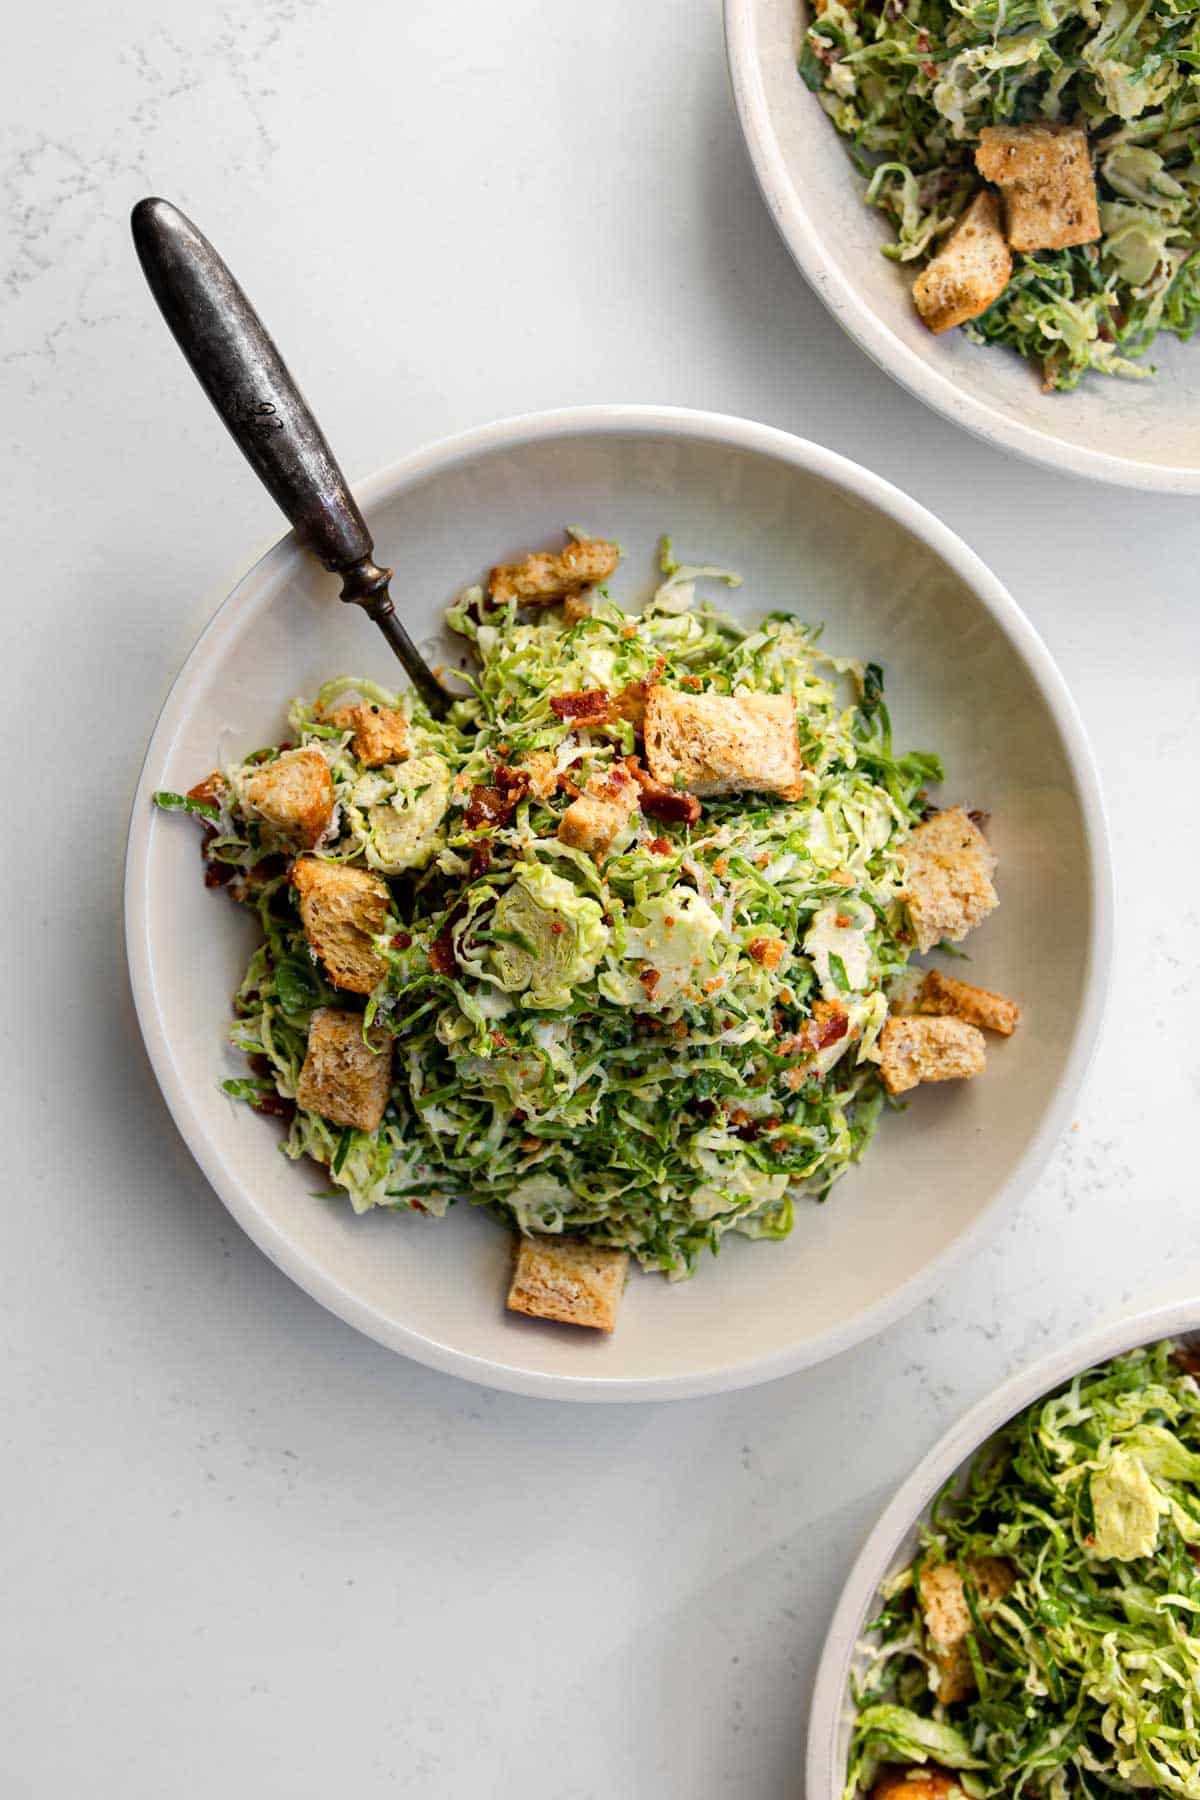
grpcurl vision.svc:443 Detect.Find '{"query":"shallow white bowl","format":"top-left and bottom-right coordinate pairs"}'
top-left (725, 0), bottom-right (1200, 492)
top-left (807, 1298), bottom-right (1200, 1799)
top-left (125, 405), bottom-right (1111, 1401)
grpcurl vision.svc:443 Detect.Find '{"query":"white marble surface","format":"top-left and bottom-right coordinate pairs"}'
top-left (4, 2), bottom-right (1199, 1794)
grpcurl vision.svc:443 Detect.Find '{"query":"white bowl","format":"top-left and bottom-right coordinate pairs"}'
top-left (725, 0), bottom-right (1200, 492)
top-left (807, 1298), bottom-right (1200, 1800)
top-left (125, 405), bottom-right (1111, 1401)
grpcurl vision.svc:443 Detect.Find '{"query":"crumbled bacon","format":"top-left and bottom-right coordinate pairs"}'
top-left (391, 931), bottom-right (413, 950)
top-left (625, 758), bottom-right (702, 826)
top-left (748, 937), bottom-right (785, 971)
top-left (252, 1091), bottom-right (295, 1122)
top-left (468, 840), bottom-right (492, 880)
top-left (550, 688), bottom-right (612, 727)
top-left (464, 768), bottom-right (530, 830)
top-left (647, 836), bottom-right (671, 856)
top-left (429, 929), bottom-right (459, 977)
top-left (638, 967), bottom-right (661, 998)
top-left (188, 771), bottom-right (226, 809)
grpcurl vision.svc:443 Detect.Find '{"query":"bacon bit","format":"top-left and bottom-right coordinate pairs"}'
top-left (550, 688), bottom-right (612, 727)
top-left (495, 742), bottom-right (511, 758)
top-left (247, 1053), bottom-right (272, 1078)
top-left (465, 769), bottom-right (530, 830)
top-left (781, 1067), bottom-right (806, 1092)
top-left (669, 1020), bottom-right (688, 1040)
top-left (204, 859), bottom-right (236, 890)
top-left (468, 840), bottom-right (493, 881)
top-left (391, 930), bottom-right (413, 950)
top-left (754, 852), bottom-right (770, 869)
top-left (252, 1091), bottom-right (295, 1122)
top-left (410, 1199), bottom-right (428, 1213)
top-left (638, 967), bottom-right (661, 998)
top-left (703, 976), bottom-right (725, 994)
top-left (712, 855), bottom-right (729, 878)
top-left (626, 758), bottom-right (702, 826)
top-left (680, 674), bottom-right (703, 691)
top-left (834, 913), bottom-right (852, 929)
top-left (647, 836), bottom-right (671, 856)
top-left (550, 919), bottom-right (566, 935)
top-left (429, 929), bottom-right (458, 977)
top-left (490, 1030), bottom-right (510, 1049)
top-left (812, 1001), bottom-right (849, 1051)
top-left (621, 623), bottom-right (638, 640)
top-left (558, 776), bottom-right (581, 799)
top-left (188, 771), bottom-right (225, 808)
top-left (922, 58), bottom-right (937, 77)
top-left (748, 937), bottom-right (785, 971)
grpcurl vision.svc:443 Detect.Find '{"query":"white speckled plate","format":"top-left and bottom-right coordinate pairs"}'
top-left (124, 406), bottom-right (1111, 1400)
top-left (725, 0), bottom-right (1200, 491)
top-left (808, 1299), bottom-right (1200, 1800)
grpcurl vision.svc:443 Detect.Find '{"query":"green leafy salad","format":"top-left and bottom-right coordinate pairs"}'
top-left (801, 0), bottom-right (1200, 389)
top-left (155, 539), bottom-right (944, 1283)
top-left (848, 1339), bottom-right (1200, 1800)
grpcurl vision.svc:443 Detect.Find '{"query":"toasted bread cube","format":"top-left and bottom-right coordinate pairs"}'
top-left (879, 1016), bottom-right (986, 1097)
top-left (900, 808), bottom-right (998, 954)
top-left (244, 748), bottom-right (334, 849)
top-left (507, 1236), bottom-right (629, 1332)
top-left (291, 857), bottom-right (391, 995)
top-left (913, 191), bottom-right (1012, 334)
top-left (919, 1558), bottom-right (1015, 1704)
top-left (644, 686), bottom-right (805, 801)
top-left (295, 1007), bottom-right (393, 1131)
top-left (872, 1771), bottom-right (967, 1800)
top-left (975, 123), bottom-right (1100, 252)
top-left (521, 750), bottom-right (559, 803)
top-left (328, 702), bottom-right (408, 768)
top-left (488, 538), bottom-right (620, 607)
top-left (918, 968), bottom-right (1020, 1036)
top-left (557, 764), bottom-right (640, 860)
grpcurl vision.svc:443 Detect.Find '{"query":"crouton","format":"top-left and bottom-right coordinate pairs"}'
top-left (899, 808), bottom-right (998, 953)
top-left (913, 191), bottom-right (1012, 334)
top-left (243, 748), bottom-right (334, 849)
top-left (643, 686), bottom-right (805, 802)
top-left (520, 750), bottom-right (559, 803)
top-left (919, 1558), bottom-right (1015, 1704)
top-left (557, 763), bottom-right (640, 861)
top-left (291, 857), bottom-right (391, 995)
top-left (488, 538), bottom-right (620, 608)
top-left (918, 968), bottom-right (1020, 1036)
top-left (506, 1235), bottom-right (629, 1332)
top-left (879, 1015), bottom-right (986, 1097)
top-left (328, 702), bottom-right (408, 767)
top-left (975, 123), bottom-right (1100, 252)
top-left (872, 1770), bottom-right (967, 1800)
top-left (295, 1007), bottom-right (393, 1131)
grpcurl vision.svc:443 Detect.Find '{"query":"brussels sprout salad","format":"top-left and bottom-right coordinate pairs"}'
top-left (155, 535), bottom-right (1013, 1329)
top-left (801, 0), bottom-right (1200, 389)
top-left (846, 1339), bottom-right (1200, 1800)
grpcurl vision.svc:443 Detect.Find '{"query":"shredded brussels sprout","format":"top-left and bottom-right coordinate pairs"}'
top-left (847, 1338), bottom-right (1200, 1800)
top-left (155, 542), bottom-right (944, 1279)
top-left (801, 0), bottom-right (1200, 389)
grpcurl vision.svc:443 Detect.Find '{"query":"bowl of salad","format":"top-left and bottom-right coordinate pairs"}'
top-left (125, 406), bottom-right (1110, 1399)
top-left (726, 0), bottom-right (1200, 490)
top-left (808, 1300), bottom-right (1200, 1800)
